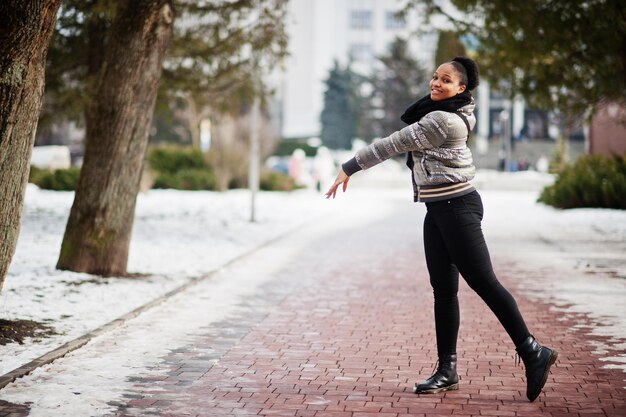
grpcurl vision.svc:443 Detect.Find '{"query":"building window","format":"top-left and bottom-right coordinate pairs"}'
top-left (385, 11), bottom-right (406, 29)
top-left (350, 43), bottom-right (373, 61)
top-left (350, 10), bottom-right (372, 29)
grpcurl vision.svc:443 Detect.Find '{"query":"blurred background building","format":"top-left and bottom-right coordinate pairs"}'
top-left (278, 0), bottom-right (436, 140)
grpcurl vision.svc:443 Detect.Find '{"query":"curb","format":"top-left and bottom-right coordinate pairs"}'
top-left (0, 219), bottom-right (313, 390)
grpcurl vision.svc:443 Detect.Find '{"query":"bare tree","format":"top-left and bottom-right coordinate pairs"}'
top-left (0, 1), bottom-right (62, 291)
top-left (208, 111), bottom-right (277, 191)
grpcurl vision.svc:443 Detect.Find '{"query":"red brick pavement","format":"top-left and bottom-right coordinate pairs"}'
top-left (104, 208), bottom-right (626, 417)
top-left (2, 204), bottom-right (624, 417)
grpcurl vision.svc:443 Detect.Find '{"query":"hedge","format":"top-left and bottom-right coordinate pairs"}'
top-left (29, 166), bottom-right (80, 191)
top-left (28, 146), bottom-right (301, 193)
top-left (260, 170), bottom-right (301, 191)
top-left (147, 146), bottom-right (207, 174)
top-left (148, 146), bottom-right (217, 191)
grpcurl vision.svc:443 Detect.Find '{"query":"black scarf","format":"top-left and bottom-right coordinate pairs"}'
top-left (401, 91), bottom-right (472, 172)
top-left (400, 91), bottom-right (472, 125)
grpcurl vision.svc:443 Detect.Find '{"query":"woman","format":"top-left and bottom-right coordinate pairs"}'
top-left (325, 56), bottom-right (557, 402)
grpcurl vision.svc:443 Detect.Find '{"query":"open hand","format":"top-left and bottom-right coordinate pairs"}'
top-left (325, 169), bottom-right (350, 199)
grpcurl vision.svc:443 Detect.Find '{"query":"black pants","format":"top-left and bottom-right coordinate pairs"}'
top-left (423, 190), bottom-right (530, 357)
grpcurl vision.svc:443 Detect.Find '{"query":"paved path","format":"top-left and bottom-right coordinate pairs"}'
top-left (1, 195), bottom-right (625, 416)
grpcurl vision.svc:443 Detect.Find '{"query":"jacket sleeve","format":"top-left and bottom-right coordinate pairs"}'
top-left (342, 111), bottom-right (450, 175)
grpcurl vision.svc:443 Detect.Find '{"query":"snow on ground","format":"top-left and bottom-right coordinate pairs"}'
top-left (0, 184), bottom-right (336, 375)
top-left (479, 188), bottom-right (626, 367)
top-left (0, 170), bottom-right (407, 377)
top-left (1, 163), bottom-right (625, 383)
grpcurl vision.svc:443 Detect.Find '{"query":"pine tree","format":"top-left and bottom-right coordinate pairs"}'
top-left (320, 61), bottom-right (359, 150)
top-left (363, 38), bottom-right (429, 139)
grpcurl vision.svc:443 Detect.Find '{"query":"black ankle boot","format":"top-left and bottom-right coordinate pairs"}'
top-left (516, 335), bottom-right (558, 402)
top-left (414, 354), bottom-right (459, 394)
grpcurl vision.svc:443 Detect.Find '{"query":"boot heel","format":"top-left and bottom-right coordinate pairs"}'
top-left (516, 336), bottom-right (558, 402)
top-left (535, 350), bottom-right (558, 400)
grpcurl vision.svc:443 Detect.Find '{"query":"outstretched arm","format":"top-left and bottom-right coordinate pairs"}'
top-left (324, 112), bottom-right (450, 200)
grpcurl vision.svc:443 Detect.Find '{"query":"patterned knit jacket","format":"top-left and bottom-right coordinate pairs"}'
top-left (342, 100), bottom-right (477, 202)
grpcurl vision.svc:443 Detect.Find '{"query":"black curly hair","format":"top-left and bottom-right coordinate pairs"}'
top-left (449, 56), bottom-right (480, 91)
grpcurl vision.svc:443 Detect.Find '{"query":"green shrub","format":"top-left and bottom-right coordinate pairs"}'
top-left (538, 154), bottom-right (626, 209)
top-left (147, 146), bottom-right (207, 174)
top-left (29, 167), bottom-right (81, 191)
top-left (29, 165), bottom-right (47, 185)
top-left (147, 146), bottom-right (217, 190)
top-left (153, 168), bottom-right (216, 190)
top-left (147, 145), bottom-right (302, 192)
top-left (260, 170), bottom-right (300, 191)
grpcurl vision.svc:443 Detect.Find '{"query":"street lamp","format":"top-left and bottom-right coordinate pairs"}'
top-left (249, 91), bottom-right (260, 223)
top-left (500, 105), bottom-right (511, 172)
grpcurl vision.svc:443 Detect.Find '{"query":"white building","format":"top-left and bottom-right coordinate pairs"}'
top-left (278, 0), bottom-right (437, 139)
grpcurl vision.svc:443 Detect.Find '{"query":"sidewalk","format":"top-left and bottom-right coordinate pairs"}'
top-left (1, 188), bottom-right (625, 417)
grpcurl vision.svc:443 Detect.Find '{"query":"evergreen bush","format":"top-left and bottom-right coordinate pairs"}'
top-left (538, 154), bottom-right (626, 209)
top-left (147, 146), bottom-right (206, 174)
top-left (148, 146), bottom-right (217, 191)
top-left (153, 169), bottom-right (216, 190)
top-left (148, 146), bottom-right (301, 192)
top-left (260, 170), bottom-right (300, 191)
top-left (29, 167), bottom-right (81, 191)
top-left (28, 166), bottom-right (46, 185)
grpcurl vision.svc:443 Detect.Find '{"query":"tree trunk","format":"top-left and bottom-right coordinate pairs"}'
top-left (0, 1), bottom-right (62, 292)
top-left (57, 0), bottom-right (174, 276)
